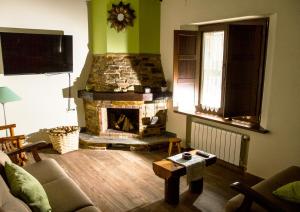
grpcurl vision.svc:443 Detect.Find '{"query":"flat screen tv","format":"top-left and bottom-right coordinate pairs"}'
top-left (0, 32), bottom-right (73, 75)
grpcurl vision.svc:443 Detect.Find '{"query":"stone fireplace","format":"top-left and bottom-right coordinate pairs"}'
top-left (79, 53), bottom-right (170, 138)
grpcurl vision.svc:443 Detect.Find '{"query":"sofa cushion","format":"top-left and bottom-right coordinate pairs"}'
top-left (43, 177), bottom-right (93, 212)
top-left (0, 176), bottom-right (31, 212)
top-left (5, 162), bottom-right (52, 212)
top-left (24, 158), bottom-right (67, 184)
top-left (273, 181), bottom-right (300, 203)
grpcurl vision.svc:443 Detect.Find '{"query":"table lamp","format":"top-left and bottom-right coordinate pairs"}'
top-left (0, 87), bottom-right (21, 127)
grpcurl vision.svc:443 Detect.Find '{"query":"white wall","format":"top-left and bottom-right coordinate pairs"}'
top-left (0, 0), bottom-right (89, 138)
top-left (161, 0), bottom-right (300, 178)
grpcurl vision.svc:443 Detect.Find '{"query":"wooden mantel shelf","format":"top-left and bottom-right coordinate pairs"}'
top-left (78, 90), bottom-right (153, 101)
top-left (78, 90), bottom-right (172, 101)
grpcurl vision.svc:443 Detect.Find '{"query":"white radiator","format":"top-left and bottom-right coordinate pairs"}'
top-left (190, 122), bottom-right (249, 168)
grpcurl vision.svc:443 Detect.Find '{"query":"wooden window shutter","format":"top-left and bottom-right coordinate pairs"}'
top-left (224, 19), bottom-right (268, 121)
top-left (173, 30), bottom-right (200, 106)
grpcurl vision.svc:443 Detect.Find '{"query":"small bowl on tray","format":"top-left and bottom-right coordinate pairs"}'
top-left (182, 152), bottom-right (192, 160)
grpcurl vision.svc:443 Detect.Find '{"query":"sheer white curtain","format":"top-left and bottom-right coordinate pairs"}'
top-left (200, 31), bottom-right (224, 112)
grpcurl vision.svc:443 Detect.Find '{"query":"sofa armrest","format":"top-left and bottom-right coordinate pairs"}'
top-left (230, 181), bottom-right (284, 212)
top-left (7, 141), bottom-right (49, 162)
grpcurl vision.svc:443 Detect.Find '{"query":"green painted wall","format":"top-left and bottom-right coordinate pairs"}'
top-left (106, 0), bottom-right (139, 53)
top-left (89, 0), bottom-right (160, 54)
top-left (139, 0), bottom-right (160, 54)
top-left (88, 0), bottom-right (107, 54)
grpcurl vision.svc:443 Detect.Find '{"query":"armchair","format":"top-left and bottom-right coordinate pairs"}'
top-left (226, 166), bottom-right (300, 212)
top-left (0, 124), bottom-right (27, 165)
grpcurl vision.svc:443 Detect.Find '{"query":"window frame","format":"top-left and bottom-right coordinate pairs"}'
top-left (198, 18), bottom-right (268, 126)
top-left (198, 24), bottom-right (228, 116)
top-left (173, 18), bottom-right (269, 131)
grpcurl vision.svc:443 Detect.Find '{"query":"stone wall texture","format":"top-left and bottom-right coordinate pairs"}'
top-left (86, 54), bottom-right (166, 92)
top-left (84, 99), bottom-right (168, 137)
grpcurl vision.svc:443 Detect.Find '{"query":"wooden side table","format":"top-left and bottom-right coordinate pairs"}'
top-left (153, 150), bottom-right (217, 204)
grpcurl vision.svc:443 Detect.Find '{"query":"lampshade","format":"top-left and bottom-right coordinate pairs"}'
top-left (0, 87), bottom-right (21, 104)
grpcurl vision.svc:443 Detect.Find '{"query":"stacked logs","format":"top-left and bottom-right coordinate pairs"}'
top-left (48, 126), bottom-right (80, 137)
top-left (113, 114), bottom-right (134, 132)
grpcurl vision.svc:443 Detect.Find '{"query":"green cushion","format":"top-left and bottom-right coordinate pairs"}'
top-left (273, 181), bottom-right (300, 203)
top-left (4, 162), bottom-right (52, 212)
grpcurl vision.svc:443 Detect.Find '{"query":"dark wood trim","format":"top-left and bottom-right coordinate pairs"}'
top-left (78, 90), bottom-right (153, 101)
top-left (0, 124), bottom-right (16, 130)
top-left (195, 32), bottom-right (201, 105)
top-left (177, 79), bottom-right (195, 83)
top-left (7, 141), bottom-right (49, 162)
top-left (173, 108), bottom-right (268, 134)
top-left (256, 18), bottom-right (269, 123)
top-left (6, 141), bottom-right (48, 154)
top-left (197, 18), bottom-right (268, 30)
top-left (222, 24), bottom-right (229, 117)
top-left (198, 23), bottom-right (227, 32)
top-left (78, 90), bottom-right (172, 101)
top-left (173, 30), bottom-right (199, 106)
top-left (228, 18), bottom-right (269, 26)
top-left (0, 135), bottom-right (25, 142)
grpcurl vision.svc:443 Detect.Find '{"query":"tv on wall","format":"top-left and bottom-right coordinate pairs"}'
top-left (0, 32), bottom-right (73, 75)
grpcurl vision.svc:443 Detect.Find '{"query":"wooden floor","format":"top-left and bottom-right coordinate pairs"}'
top-left (35, 148), bottom-right (261, 212)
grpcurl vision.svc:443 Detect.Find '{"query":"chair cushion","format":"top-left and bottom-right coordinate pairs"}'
top-left (0, 176), bottom-right (31, 212)
top-left (273, 181), bottom-right (300, 203)
top-left (43, 177), bottom-right (93, 212)
top-left (5, 162), bottom-right (51, 212)
top-left (24, 158), bottom-right (67, 184)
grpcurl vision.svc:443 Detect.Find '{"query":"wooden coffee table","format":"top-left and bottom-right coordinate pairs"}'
top-left (153, 150), bottom-right (217, 204)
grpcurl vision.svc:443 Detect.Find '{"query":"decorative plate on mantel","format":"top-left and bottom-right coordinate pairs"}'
top-left (107, 1), bottom-right (136, 32)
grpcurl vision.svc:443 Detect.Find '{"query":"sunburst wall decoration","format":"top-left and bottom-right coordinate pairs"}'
top-left (107, 1), bottom-right (136, 32)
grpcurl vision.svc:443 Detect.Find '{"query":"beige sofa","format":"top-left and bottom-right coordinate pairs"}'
top-left (0, 142), bottom-right (100, 212)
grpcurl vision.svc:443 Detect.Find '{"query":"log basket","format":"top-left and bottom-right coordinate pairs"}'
top-left (48, 126), bottom-right (79, 154)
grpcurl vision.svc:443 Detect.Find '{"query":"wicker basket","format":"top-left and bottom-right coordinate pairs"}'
top-left (48, 126), bottom-right (79, 154)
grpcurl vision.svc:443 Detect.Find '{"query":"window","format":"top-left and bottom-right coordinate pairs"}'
top-left (173, 18), bottom-right (268, 128)
top-left (200, 31), bottom-right (224, 112)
